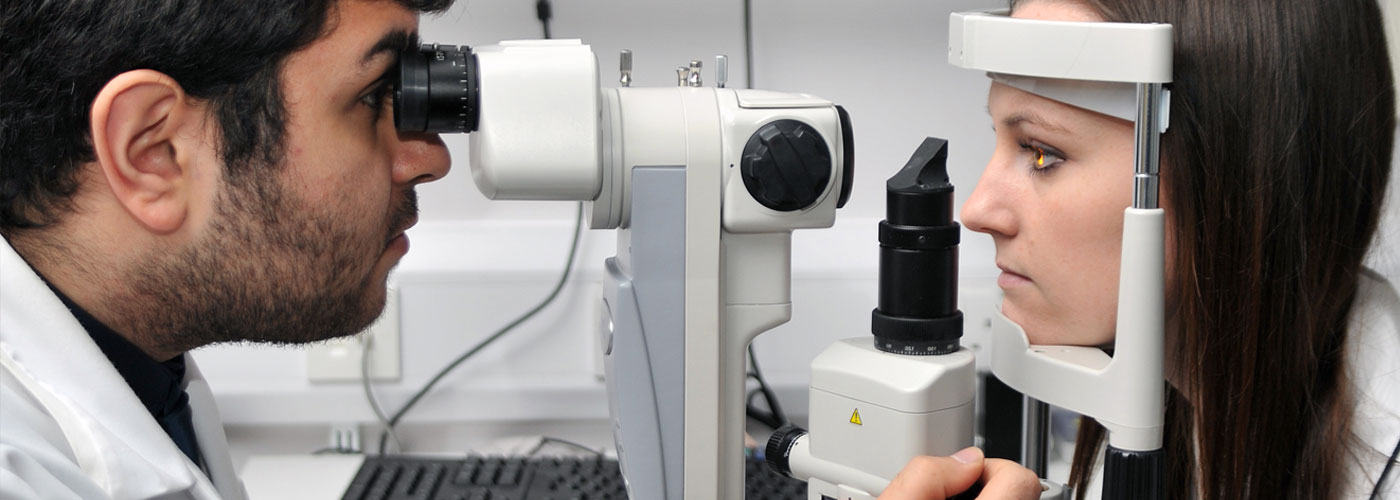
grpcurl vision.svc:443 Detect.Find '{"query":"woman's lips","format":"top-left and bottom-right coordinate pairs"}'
top-left (996, 266), bottom-right (1032, 288)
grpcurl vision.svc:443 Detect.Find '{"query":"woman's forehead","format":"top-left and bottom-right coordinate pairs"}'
top-left (1010, 0), bottom-right (1105, 22)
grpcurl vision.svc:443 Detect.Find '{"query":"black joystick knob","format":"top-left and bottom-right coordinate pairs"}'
top-left (740, 120), bottom-right (832, 211)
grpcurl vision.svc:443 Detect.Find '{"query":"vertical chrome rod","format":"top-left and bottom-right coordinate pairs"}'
top-left (1022, 396), bottom-right (1051, 477)
top-left (1132, 83), bottom-right (1165, 210)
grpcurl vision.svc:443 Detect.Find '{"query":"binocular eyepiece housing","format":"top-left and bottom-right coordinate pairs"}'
top-left (395, 44), bottom-right (480, 134)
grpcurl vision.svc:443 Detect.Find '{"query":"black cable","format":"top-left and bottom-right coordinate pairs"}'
top-left (536, 0), bottom-right (553, 39)
top-left (745, 344), bottom-right (788, 428)
top-left (742, 0), bottom-right (754, 89)
top-left (1371, 435), bottom-right (1400, 500)
top-left (746, 381), bottom-right (775, 427)
top-left (379, 202), bottom-right (586, 454)
top-left (749, 344), bottom-right (787, 424)
top-left (745, 386), bottom-right (781, 429)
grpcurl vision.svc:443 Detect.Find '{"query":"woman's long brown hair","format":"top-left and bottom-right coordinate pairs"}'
top-left (1005, 0), bottom-right (1396, 498)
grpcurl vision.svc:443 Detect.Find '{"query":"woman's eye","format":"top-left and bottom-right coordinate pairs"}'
top-left (1020, 142), bottom-right (1065, 173)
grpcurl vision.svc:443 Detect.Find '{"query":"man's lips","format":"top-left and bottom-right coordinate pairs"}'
top-left (387, 217), bottom-right (419, 246)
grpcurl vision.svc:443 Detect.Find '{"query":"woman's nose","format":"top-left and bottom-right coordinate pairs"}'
top-left (961, 153), bottom-right (1018, 238)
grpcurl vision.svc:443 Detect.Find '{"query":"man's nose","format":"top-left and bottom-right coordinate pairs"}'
top-left (392, 131), bottom-right (451, 185)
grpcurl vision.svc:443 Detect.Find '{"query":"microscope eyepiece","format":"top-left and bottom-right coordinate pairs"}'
top-left (872, 137), bottom-right (963, 355)
top-left (395, 44), bottom-right (480, 134)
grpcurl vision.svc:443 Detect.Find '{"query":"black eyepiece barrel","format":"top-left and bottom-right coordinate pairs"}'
top-left (872, 137), bottom-right (963, 355)
top-left (395, 44), bottom-right (479, 134)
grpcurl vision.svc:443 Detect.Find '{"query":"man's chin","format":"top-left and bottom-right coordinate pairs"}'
top-left (258, 283), bottom-right (391, 345)
top-left (336, 284), bottom-right (392, 339)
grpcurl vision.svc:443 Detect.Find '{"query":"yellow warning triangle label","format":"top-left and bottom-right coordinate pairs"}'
top-left (849, 408), bottom-right (863, 425)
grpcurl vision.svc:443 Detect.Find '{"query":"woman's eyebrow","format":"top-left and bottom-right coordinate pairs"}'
top-left (1001, 110), bottom-right (1069, 134)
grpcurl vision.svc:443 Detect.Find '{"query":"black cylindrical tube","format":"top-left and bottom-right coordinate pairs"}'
top-left (872, 137), bottom-right (962, 356)
top-left (878, 245), bottom-right (958, 316)
top-left (887, 184), bottom-right (953, 227)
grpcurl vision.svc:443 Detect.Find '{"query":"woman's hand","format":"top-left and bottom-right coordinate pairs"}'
top-left (877, 447), bottom-right (1042, 499)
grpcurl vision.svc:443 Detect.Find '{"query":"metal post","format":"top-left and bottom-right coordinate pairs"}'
top-left (1021, 396), bottom-right (1050, 477)
top-left (1131, 83), bottom-right (1165, 210)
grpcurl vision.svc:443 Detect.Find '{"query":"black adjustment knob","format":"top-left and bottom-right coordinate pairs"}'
top-left (764, 424), bottom-right (807, 479)
top-left (740, 120), bottom-right (832, 211)
top-left (1104, 446), bottom-right (1164, 500)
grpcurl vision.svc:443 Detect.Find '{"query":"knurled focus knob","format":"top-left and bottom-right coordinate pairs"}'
top-left (764, 424), bottom-right (807, 478)
top-left (740, 120), bottom-right (832, 212)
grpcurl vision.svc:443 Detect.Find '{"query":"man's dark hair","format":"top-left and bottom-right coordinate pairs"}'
top-left (0, 0), bottom-right (452, 230)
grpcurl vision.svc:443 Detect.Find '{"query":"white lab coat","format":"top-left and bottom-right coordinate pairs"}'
top-left (0, 238), bottom-right (247, 500)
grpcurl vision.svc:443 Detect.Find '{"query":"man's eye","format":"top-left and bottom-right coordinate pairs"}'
top-left (361, 81), bottom-right (393, 118)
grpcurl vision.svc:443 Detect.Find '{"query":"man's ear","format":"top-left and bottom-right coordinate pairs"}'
top-left (89, 70), bottom-right (206, 233)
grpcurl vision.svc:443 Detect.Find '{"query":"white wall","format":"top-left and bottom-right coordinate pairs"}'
top-left (199, 0), bottom-right (1400, 467)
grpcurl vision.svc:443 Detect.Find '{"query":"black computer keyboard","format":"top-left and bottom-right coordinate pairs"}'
top-left (341, 454), bottom-right (808, 500)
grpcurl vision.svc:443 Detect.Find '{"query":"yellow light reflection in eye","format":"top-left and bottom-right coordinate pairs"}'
top-left (1035, 148), bottom-right (1045, 167)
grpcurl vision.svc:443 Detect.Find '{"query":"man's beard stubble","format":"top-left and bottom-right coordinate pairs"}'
top-left (106, 172), bottom-right (419, 355)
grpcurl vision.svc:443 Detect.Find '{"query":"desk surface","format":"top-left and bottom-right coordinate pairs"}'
top-left (242, 454), bottom-right (365, 500)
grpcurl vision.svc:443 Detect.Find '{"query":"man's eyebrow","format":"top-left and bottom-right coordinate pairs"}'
top-left (362, 29), bottom-right (418, 66)
top-left (1000, 110), bottom-right (1069, 134)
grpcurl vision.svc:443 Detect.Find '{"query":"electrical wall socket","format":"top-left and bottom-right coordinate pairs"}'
top-left (306, 288), bottom-right (402, 382)
top-left (327, 422), bottom-right (363, 453)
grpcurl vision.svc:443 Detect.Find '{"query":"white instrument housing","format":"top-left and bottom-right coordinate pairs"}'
top-left (464, 39), bottom-right (852, 499)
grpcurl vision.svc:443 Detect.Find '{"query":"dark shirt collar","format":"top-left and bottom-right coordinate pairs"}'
top-left (46, 285), bottom-right (188, 418)
top-left (24, 259), bottom-right (205, 469)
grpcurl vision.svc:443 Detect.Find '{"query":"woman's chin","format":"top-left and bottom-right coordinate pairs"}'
top-left (1003, 301), bottom-right (1116, 347)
